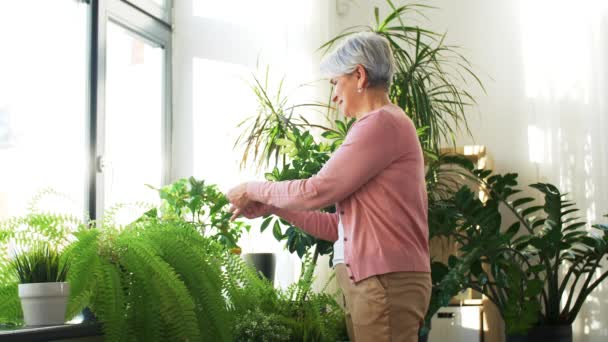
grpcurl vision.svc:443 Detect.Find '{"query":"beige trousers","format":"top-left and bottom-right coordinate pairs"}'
top-left (335, 264), bottom-right (431, 342)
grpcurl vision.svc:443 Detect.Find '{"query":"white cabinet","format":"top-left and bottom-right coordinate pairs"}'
top-left (428, 305), bottom-right (482, 342)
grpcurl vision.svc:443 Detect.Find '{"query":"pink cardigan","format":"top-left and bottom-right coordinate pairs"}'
top-left (247, 104), bottom-right (430, 282)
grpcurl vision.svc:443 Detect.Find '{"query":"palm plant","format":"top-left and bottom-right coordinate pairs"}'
top-left (320, 0), bottom-right (484, 152)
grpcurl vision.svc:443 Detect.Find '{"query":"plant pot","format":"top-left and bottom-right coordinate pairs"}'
top-left (506, 324), bottom-right (572, 342)
top-left (243, 253), bottom-right (276, 284)
top-left (18, 282), bottom-right (70, 326)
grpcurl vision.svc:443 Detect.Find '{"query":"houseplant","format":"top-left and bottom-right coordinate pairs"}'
top-left (434, 168), bottom-right (608, 341)
top-left (0, 210), bottom-right (82, 326)
top-left (146, 176), bottom-right (250, 250)
top-left (320, 0), bottom-right (484, 153)
top-left (0, 182), bottom-right (252, 341)
top-left (12, 243), bottom-right (70, 326)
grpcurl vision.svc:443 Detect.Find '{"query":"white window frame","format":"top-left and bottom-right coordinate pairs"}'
top-left (88, 0), bottom-right (172, 220)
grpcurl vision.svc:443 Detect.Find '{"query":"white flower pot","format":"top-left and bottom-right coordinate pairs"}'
top-left (18, 282), bottom-right (70, 326)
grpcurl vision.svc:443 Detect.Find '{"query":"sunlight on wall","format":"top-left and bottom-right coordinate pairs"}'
top-left (191, 57), bottom-right (256, 189)
top-left (519, 0), bottom-right (608, 340)
top-left (519, 0), bottom-right (598, 103)
top-left (526, 125), bottom-right (545, 164)
top-left (193, 0), bottom-right (286, 26)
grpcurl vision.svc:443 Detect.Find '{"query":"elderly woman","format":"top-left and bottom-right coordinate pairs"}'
top-left (227, 32), bottom-right (430, 342)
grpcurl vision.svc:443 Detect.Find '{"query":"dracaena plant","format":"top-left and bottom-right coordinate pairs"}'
top-left (234, 66), bottom-right (338, 171)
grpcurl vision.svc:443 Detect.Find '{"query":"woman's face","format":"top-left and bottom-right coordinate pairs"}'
top-left (330, 70), bottom-right (362, 118)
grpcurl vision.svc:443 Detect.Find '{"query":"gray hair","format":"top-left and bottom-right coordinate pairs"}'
top-left (320, 32), bottom-right (395, 90)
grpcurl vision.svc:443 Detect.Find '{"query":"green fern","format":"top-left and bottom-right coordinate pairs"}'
top-left (62, 228), bottom-right (101, 319)
top-left (141, 223), bottom-right (232, 342)
top-left (0, 283), bottom-right (21, 324)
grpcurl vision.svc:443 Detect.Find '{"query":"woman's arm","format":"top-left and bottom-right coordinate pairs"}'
top-left (239, 202), bottom-right (339, 242)
top-left (271, 207), bottom-right (339, 242)
top-left (246, 113), bottom-right (399, 211)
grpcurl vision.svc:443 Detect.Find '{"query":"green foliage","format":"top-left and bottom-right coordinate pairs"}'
top-left (225, 253), bottom-right (347, 342)
top-left (430, 168), bottom-right (608, 334)
top-left (63, 220), bottom-right (232, 342)
top-left (146, 176), bottom-right (250, 249)
top-left (0, 211), bottom-right (82, 325)
top-left (234, 307), bottom-right (292, 342)
top-left (260, 123), bottom-right (352, 263)
top-left (0, 283), bottom-right (20, 324)
top-left (11, 243), bottom-right (69, 283)
top-left (235, 66), bottom-right (337, 170)
top-left (320, 0), bottom-right (484, 153)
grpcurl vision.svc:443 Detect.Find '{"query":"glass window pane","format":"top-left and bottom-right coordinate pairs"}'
top-left (104, 21), bottom-right (164, 209)
top-left (0, 1), bottom-right (87, 218)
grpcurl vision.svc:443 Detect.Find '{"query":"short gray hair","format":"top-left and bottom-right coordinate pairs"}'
top-left (320, 32), bottom-right (395, 89)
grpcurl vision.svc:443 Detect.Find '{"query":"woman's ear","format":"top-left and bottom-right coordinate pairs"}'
top-left (355, 64), bottom-right (368, 89)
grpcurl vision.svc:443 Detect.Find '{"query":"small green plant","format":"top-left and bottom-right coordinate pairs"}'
top-left (11, 244), bottom-right (69, 283)
top-left (226, 253), bottom-right (348, 342)
top-left (146, 177), bottom-right (250, 249)
top-left (234, 307), bottom-right (292, 342)
top-left (0, 210), bottom-right (82, 325)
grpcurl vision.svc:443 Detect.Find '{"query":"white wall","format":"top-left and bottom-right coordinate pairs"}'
top-left (171, 0), bottom-right (337, 289)
top-left (333, 0), bottom-right (608, 341)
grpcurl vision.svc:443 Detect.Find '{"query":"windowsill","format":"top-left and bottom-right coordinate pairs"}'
top-left (0, 322), bottom-right (103, 342)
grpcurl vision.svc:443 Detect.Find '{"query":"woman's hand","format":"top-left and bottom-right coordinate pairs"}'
top-left (229, 201), bottom-right (273, 221)
top-left (226, 182), bottom-right (252, 208)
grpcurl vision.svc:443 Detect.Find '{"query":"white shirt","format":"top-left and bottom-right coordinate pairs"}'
top-left (332, 217), bottom-right (345, 266)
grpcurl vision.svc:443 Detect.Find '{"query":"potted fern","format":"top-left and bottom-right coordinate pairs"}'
top-left (12, 243), bottom-right (70, 326)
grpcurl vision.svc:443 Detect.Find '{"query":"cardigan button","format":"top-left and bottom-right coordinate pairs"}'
top-left (346, 263), bottom-right (350, 267)
top-left (349, 276), bottom-right (354, 280)
top-left (343, 237), bottom-right (347, 241)
top-left (340, 211), bottom-right (345, 215)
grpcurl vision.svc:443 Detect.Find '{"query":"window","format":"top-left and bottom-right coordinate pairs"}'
top-left (96, 0), bottom-right (172, 220)
top-left (0, 0), bottom-right (172, 221)
top-left (0, 0), bottom-right (88, 218)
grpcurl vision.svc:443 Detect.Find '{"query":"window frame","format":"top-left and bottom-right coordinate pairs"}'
top-left (88, 0), bottom-right (172, 220)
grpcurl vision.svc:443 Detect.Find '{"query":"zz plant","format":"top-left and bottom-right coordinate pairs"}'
top-left (432, 168), bottom-right (608, 335)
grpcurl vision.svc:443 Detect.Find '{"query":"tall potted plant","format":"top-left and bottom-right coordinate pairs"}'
top-left (434, 168), bottom-right (608, 341)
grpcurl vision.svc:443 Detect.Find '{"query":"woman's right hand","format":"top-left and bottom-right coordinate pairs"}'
top-left (229, 201), bottom-right (273, 220)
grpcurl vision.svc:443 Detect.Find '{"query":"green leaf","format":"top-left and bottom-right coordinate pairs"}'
top-left (272, 221), bottom-right (283, 241)
top-left (521, 205), bottom-right (544, 218)
top-left (260, 217), bottom-right (273, 233)
top-left (505, 222), bottom-right (521, 237)
top-left (525, 279), bottom-right (544, 297)
top-left (511, 197), bottom-right (535, 208)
